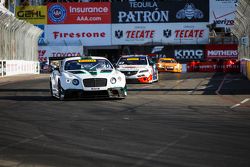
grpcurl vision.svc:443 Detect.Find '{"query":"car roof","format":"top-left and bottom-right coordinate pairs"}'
top-left (120, 55), bottom-right (148, 58)
top-left (159, 58), bottom-right (175, 60)
top-left (63, 56), bottom-right (108, 61)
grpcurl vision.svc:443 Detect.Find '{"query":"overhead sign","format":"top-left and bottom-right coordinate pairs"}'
top-left (205, 44), bottom-right (238, 59)
top-left (210, 0), bottom-right (237, 28)
top-left (45, 24), bottom-right (111, 46)
top-left (15, 6), bottom-right (47, 24)
top-left (38, 46), bottom-right (84, 63)
top-left (47, 2), bottom-right (111, 24)
top-left (111, 0), bottom-right (209, 23)
top-left (112, 23), bottom-right (209, 45)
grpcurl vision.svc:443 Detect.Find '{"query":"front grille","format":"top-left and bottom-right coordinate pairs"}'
top-left (121, 71), bottom-right (138, 76)
top-left (83, 78), bottom-right (107, 87)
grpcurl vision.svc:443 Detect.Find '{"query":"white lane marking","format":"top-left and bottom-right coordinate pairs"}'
top-left (132, 134), bottom-right (188, 167)
top-left (0, 135), bottom-right (44, 152)
top-left (230, 104), bottom-right (241, 109)
top-left (241, 98), bottom-right (250, 104)
top-left (216, 74), bottom-right (227, 95)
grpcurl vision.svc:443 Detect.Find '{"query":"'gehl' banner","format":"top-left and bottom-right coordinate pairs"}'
top-left (111, 0), bottom-right (209, 24)
top-left (48, 2), bottom-right (111, 24)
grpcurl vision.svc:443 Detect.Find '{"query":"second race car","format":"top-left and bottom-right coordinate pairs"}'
top-left (115, 55), bottom-right (159, 83)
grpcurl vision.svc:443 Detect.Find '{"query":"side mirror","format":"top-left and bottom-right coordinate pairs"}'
top-left (113, 64), bottom-right (118, 68)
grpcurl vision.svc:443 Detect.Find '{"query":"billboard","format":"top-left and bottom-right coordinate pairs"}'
top-left (205, 44), bottom-right (238, 59)
top-left (210, 0), bottom-right (237, 28)
top-left (112, 23), bottom-right (209, 45)
top-left (111, 0), bottom-right (209, 24)
top-left (47, 2), bottom-right (111, 24)
top-left (45, 24), bottom-right (111, 46)
top-left (38, 46), bottom-right (84, 63)
top-left (148, 45), bottom-right (205, 61)
top-left (15, 6), bottom-right (47, 24)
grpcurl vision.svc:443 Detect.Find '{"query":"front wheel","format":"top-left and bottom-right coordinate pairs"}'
top-left (58, 80), bottom-right (65, 101)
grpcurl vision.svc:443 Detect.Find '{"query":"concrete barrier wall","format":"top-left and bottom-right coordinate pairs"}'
top-left (247, 61), bottom-right (250, 80)
top-left (240, 59), bottom-right (250, 80)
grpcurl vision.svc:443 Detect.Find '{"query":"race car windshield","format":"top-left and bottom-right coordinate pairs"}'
top-left (118, 57), bottom-right (147, 65)
top-left (160, 60), bottom-right (177, 63)
top-left (64, 59), bottom-right (113, 71)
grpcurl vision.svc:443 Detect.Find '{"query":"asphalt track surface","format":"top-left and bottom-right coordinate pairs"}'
top-left (0, 72), bottom-right (250, 167)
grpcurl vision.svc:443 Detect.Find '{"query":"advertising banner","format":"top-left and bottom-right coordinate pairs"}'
top-left (38, 46), bottom-right (84, 63)
top-left (45, 24), bottom-right (111, 46)
top-left (47, 2), bottom-right (111, 24)
top-left (112, 23), bottom-right (209, 45)
top-left (205, 44), bottom-right (238, 59)
top-left (210, 0), bottom-right (237, 28)
top-left (148, 45), bottom-right (205, 61)
top-left (15, 6), bottom-right (47, 24)
top-left (111, 0), bottom-right (209, 24)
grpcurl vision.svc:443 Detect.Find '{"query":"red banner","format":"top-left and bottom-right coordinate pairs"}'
top-left (205, 44), bottom-right (238, 59)
top-left (48, 2), bottom-right (111, 24)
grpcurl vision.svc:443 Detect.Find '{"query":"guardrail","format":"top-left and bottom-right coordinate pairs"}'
top-left (240, 59), bottom-right (250, 80)
top-left (0, 8), bottom-right (42, 77)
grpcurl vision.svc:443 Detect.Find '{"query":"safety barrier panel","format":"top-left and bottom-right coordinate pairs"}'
top-left (187, 61), bottom-right (240, 73)
top-left (247, 61), bottom-right (250, 80)
top-left (0, 7), bottom-right (42, 77)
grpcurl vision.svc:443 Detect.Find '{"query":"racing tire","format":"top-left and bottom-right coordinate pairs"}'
top-left (58, 80), bottom-right (65, 101)
top-left (49, 79), bottom-right (53, 97)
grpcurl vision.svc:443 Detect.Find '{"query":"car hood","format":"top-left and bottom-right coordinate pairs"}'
top-left (117, 65), bottom-right (148, 71)
top-left (159, 63), bottom-right (178, 66)
top-left (65, 70), bottom-right (120, 78)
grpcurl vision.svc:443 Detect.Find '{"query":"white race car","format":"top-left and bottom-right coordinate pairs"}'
top-left (115, 55), bottom-right (159, 83)
top-left (50, 56), bottom-right (127, 100)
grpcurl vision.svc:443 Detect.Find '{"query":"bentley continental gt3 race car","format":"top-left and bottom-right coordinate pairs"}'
top-left (50, 56), bottom-right (127, 100)
top-left (116, 55), bottom-right (158, 83)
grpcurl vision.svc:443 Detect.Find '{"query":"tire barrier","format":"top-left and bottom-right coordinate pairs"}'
top-left (0, 8), bottom-right (42, 77)
top-left (187, 60), bottom-right (240, 73)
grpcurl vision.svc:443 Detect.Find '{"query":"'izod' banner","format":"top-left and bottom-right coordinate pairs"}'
top-left (47, 2), bottom-right (111, 24)
top-left (46, 24), bottom-right (111, 46)
top-left (15, 6), bottom-right (47, 24)
top-left (205, 44), bottom-right (238, 59)
top-left (111, 0), bottom-right (209, 23)
top-left (112, 23), bottom-right (209, 45)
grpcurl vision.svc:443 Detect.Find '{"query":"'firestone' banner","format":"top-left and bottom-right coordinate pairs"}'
top-left (15, 6), bottom-right (47, 24)
top-left (47, 2), bottom-right (111, 24)
top-left (111, 0), bottom-right (209, 23)
top-left (45, 24), bottom-right (111, 46)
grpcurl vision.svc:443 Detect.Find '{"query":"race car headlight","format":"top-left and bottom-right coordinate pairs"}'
top-left (139, 69), bottom-right (149, 73)
top-left (110, 77), bottom-right (117, 84)
top-left (72, 79), bottom-right (79, 86)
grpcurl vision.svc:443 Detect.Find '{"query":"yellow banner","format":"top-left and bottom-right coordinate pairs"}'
top-left (127, 58), bottom-right (139, 61)
top-left (15, 6), bottom-right (47, 24)
top-left (78, 59), bottom-right (96, 63)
